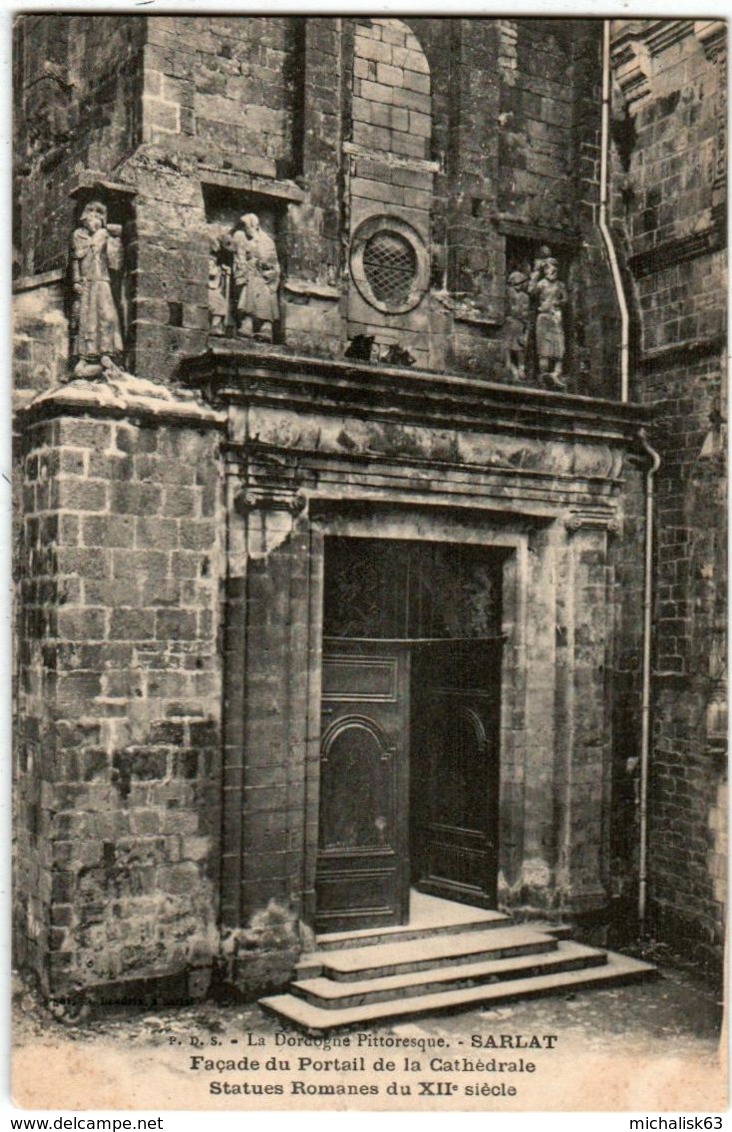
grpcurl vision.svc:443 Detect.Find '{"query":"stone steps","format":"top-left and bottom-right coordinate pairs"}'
top-left (292, 939), bottom-right (608, 1009)
top-left (261, 948), bottom-right (656, 1033)
top-left (261, 920), bottom-right (657, 1033)
top-left (314, 907), bottom-right (510, 952)
top-left (298, 926), bottom-right (557, 983)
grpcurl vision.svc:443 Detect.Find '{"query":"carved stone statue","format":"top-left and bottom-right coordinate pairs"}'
top-left (208, 236), bottom-right (230, 336)
top-left (505, 269), bottom-right (530, 381)
top-left (232, 213), bottom-right (280, 342)
top-left (528, 251), bottom-right (568, 390)
top-left (70, 200), bottom-right (124, 375)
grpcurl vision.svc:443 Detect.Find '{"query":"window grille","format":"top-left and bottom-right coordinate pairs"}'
top-left (362, 231), bottom-right (417, 307)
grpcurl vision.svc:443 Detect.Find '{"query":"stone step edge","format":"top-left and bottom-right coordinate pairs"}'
top-left (260, 951), bottom-right (657, 1033)
top-left (316, 929), bottom-right (558, 983)
top-left (294, 928), bottom-right (558, 982)
top-left (292, 942), bottom-right (609, 1009)
top-left (315, 910), bottom-right (510, 952)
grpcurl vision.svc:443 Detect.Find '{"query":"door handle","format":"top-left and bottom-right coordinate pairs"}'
top-left (321, 707), bottom-right (334, 715)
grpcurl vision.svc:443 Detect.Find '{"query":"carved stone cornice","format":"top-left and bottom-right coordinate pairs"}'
top-left (644, 20), bottom-right (695, 57)
top-left (610, 20), bottom-right (695, 110)
top-left (638, 334), bottom-right (726, 374)
top-left (69, 172), bottom-right (137, 200)
top-left (181, 347), bottom-right (648, 451)
top-left (611, 32), bottom-right (652, 109)
top-left (695, 20), bottom-right (727, 61)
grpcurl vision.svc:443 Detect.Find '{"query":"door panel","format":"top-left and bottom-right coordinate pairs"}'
top-left (412, 640), bottom-right (501, 907)
top-left (316, 641), bottom-right (410, 933)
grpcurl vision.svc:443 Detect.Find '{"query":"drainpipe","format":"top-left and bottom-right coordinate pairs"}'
top-left (600, 19), bottom-right (630, 403)
top-left (638, 428), bottom-right (661, 933)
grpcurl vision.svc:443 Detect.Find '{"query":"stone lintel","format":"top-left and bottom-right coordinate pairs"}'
top-left (494, 214), bottom-right (582, 248)
top-left (200, 170), bottom-right (307, 203)
top-left (69, 172), bottom-right (137, 199)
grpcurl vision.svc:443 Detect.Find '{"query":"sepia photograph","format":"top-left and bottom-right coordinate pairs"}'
top-left (9, 5), bottom-right (728, 1115)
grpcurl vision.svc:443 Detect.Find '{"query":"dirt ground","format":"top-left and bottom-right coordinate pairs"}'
top-left (11, 959), bottom-right (728, 1112)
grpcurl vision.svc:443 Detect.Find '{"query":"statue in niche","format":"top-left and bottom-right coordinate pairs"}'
top-left (505, 269), bottom-right (530, 381)
top-left (527, 247), bottom-right (568, 390)
top-left (207, 235), bottom-right (231, 336)
top-left (232, 213), bottom-right (280, 342)
top-left (69, 200), bottom-right (124, 376)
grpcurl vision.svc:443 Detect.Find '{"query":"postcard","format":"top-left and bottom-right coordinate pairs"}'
top-left (11, 8), bottom-right (727, 1114)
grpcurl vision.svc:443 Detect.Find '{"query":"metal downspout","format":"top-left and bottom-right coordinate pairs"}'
top-left (600, 19), bottom-right (630, 403)
top-left (601, 20), bottom-right (654, 929)
top-left (638, 429), bottom-right (661, 933)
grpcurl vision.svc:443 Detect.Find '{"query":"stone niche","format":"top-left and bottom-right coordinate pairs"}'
top-left (203, 183), bottom-right (285, 346)
top-left (501, 232), bottom-right (579, 390)
top-left (68, 182), bottom-right (137, 368)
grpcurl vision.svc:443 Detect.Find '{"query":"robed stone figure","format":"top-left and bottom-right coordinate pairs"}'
top-left (70, 200), bottom-right (124, 368)
top-left (232, 213), bottom-right (280, 342)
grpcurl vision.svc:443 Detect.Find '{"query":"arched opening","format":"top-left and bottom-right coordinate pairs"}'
top-left (351, 17), bottom-right (431, 160)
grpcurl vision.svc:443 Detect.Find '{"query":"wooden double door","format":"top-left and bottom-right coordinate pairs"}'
top-left (315, 638), bottom-right (501, 933)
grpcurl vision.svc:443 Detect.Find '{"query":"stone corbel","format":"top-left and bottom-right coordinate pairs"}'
top-left (695, 22), bottom-right (727, 197)
top-left (565, 511), bottom-right (620, 534)
top-left (610, 29), bottom-right (652, 110)
top-left (235, 487), bottom-right (308, 517)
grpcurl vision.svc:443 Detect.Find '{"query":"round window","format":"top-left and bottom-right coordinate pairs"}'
top-left (350, 216), bottom-right (430, 315)
top-left (362, 231), bottom-right (418, 307)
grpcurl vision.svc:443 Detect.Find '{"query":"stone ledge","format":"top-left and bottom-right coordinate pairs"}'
top-left (343, 140), bottom-right (440, 174)
top-left (181, 346), bottom-right (648, 446)
top-left (283, 278), bottom-right (341, 300)
top-left (628, 225), bottom-right (726, 279)
top-left (13, 268), bottom-right (65, 294)
top-left (638, 334), bottom-right (726, 373)
top-left (200, 168), bottom-right (306, 203)
top-left (19, 379), bottom-right (228, 431)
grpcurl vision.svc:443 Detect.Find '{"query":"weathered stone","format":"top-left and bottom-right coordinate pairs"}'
top-left (12, 15), bottom-right (726, 1009)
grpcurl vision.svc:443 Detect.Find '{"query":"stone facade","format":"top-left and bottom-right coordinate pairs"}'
top-left (13, 16), bottom-right (620, 393)
top-left (610, 19), bottom-right (727, 975)
top-left (12, 15), bottom-right (726, 1004)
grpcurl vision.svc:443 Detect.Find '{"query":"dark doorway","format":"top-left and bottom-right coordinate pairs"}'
top-left (315, 537), bottom-right (504, 933)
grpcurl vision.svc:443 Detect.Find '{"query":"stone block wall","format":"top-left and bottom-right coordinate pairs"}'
top-left (608, 456), bottom-right (646, 935)
top-left (14, 15), bottom-right (146, 279)
top-left (611, 19), bottom-right (727, 975)
top-left (282, 18), bottom-right (342, 358)
top-left (644, 350), bottom-right (726, 973)
top-left (142, 16), bottom-right (299, 170)
top-left (13, 275), bottom-right (68, 400)
top-left (345, 18), bottom-right (435, 367)
top-left (14, 395), bottom-right (225, 999)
